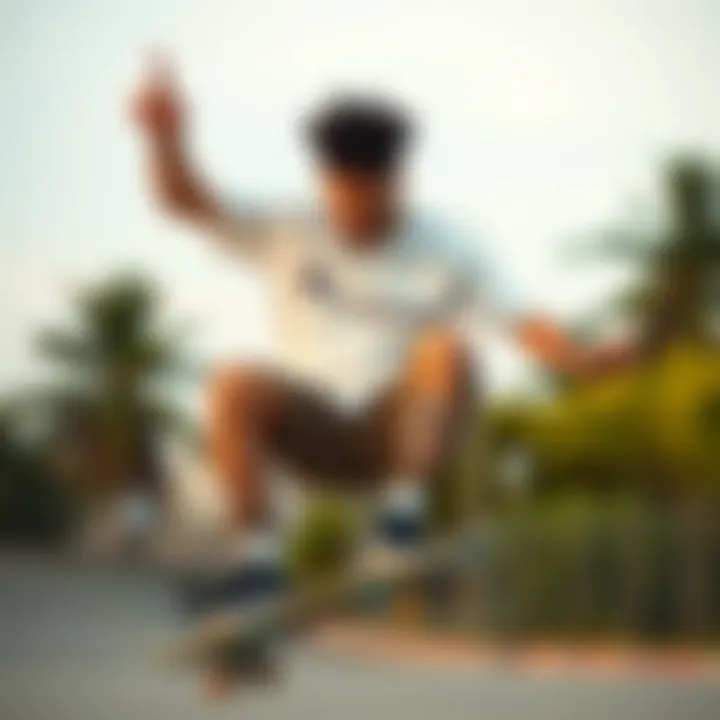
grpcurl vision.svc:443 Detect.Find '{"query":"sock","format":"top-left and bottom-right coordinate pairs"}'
top-left (380, 478), bottom-right (427, 518)
top-left (377, 478), bottom-right (428, 548)
top-left (232, 527), bottom-right (282, 568)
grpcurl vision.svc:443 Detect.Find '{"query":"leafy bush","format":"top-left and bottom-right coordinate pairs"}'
top-left (286, 497), bottom-right (359, 583)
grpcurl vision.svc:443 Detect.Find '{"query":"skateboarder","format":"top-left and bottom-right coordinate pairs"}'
top-left (131, 58), bottom-right (582, 693)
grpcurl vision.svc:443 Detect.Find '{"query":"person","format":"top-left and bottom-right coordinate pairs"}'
top-left (131, 58), bottom-right (582, 692)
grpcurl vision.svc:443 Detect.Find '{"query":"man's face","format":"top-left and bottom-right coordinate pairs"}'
top-left (318, 166), bottom-right (403, 245)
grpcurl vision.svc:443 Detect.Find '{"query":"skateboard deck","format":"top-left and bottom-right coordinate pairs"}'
top-left (161, 530), bottom-right (478, 669)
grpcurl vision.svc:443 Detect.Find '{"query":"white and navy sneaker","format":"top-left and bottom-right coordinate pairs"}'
top-left (358, 483), bottom-right (428, 579)
top-left (354, 484), bottom-right (429, 618)
top-left (176, 535), bottom-right (288, 691)
top-left (376, 482), bottom-right (427, 551)
top-left (178, 533), bottom-right (288, 618)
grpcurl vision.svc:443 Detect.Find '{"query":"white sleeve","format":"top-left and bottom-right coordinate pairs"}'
top-left (435, 226), bottom-right (528, 333)
top-left (409, 214), bottom-right (527, 332)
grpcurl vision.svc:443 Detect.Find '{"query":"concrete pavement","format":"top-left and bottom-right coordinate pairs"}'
top-left (1, 553), bottom-right (719, 720)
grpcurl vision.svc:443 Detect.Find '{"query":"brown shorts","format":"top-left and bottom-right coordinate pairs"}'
top-left (265, 374), bottom-right (474, 489)
top-left (267, 381), bottom-right (397, 487)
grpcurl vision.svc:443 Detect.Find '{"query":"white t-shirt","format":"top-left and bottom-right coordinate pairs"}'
top-left (212, 207), bottom-right (520, 412)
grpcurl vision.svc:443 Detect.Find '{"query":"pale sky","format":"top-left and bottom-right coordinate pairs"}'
top-left (1, 0), bottom-right (719, 397)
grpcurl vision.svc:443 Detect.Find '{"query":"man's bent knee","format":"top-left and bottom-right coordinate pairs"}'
top-left (407, 327), bottom-right (471, 396)
top-left (208, 364), bottom-right (281, 427)
top-left (393, 329), bottom-right (474, 476)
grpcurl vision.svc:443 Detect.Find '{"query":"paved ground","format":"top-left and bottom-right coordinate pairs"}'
top-left (1, 553), bottom-right (719, 720)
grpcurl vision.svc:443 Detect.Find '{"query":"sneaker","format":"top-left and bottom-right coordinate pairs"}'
top-left (178, 559), bottom-right (288, 697)
top-left (178, 560), bottom-right (288, 619)
top-left (374, 482), bottom-right (428, 558)
top-left (375, 509), bottom-right (427, 551)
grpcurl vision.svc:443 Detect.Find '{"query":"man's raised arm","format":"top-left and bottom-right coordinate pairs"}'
top-left (131, 58), bottom-right (268, 258)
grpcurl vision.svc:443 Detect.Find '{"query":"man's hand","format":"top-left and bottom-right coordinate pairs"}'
top-left (128, 55), bottom-right (265, 255)
top-left (130, 55), bottom-right (216, 218)
top-left (131, 56), bottom-right (185, 142)
top-left (517, 316), bottom-right (585, 376)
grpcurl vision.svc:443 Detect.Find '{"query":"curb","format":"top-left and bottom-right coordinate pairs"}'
top-left (311, 622), bottom-right (720, 679)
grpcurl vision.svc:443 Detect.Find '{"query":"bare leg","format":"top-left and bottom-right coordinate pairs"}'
top-left (207, 365), bottom-right (282, 530)
top-left (204, 365), bottom-right (285, 697)
top-left (393, 326), bottom-right (473, 483)
top-left (367, 328), bottom-right (472, 624)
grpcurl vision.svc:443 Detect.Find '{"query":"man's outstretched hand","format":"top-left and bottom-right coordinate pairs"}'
top-left (518, 316), bottom-right (585, 376)
top-left (131, 56), bottom-right (185, 142)
top-left (129, 55), bottom-right (214, 218)
top-left (518, 316), bottom-right (639, 379)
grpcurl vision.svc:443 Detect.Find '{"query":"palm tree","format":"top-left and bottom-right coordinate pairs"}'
top-left (32, 273), bottom-right (196, 502)
top-left (566, 157), bottom-right (720, 361)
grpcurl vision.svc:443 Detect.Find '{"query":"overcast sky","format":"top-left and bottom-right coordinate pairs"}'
top-left (1, 0), bottom-right (719, 396)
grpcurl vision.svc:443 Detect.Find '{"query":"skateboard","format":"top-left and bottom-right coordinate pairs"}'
top-left (161, 530), bottom-right (478, 670)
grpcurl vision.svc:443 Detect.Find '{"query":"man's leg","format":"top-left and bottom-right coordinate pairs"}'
top-left (201, 364), bottom-right (290, 697)
top-left (394, 326), bottom-right (473, 479)
top-left (208, 364), bottom-right (282, 532)
top-left (367, 327), bottom-right (473, 623)
top-left (373, 327), bottom-right (473, 555)
top-left (201, 361), bottom-right (403, 695)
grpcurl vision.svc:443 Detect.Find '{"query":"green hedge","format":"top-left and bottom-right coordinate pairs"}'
top-left (286, 497), bottom-right (359, 583)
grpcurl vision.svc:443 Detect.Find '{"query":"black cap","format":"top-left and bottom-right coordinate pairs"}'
top-left (305, 94), bottom-right (413, 172)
